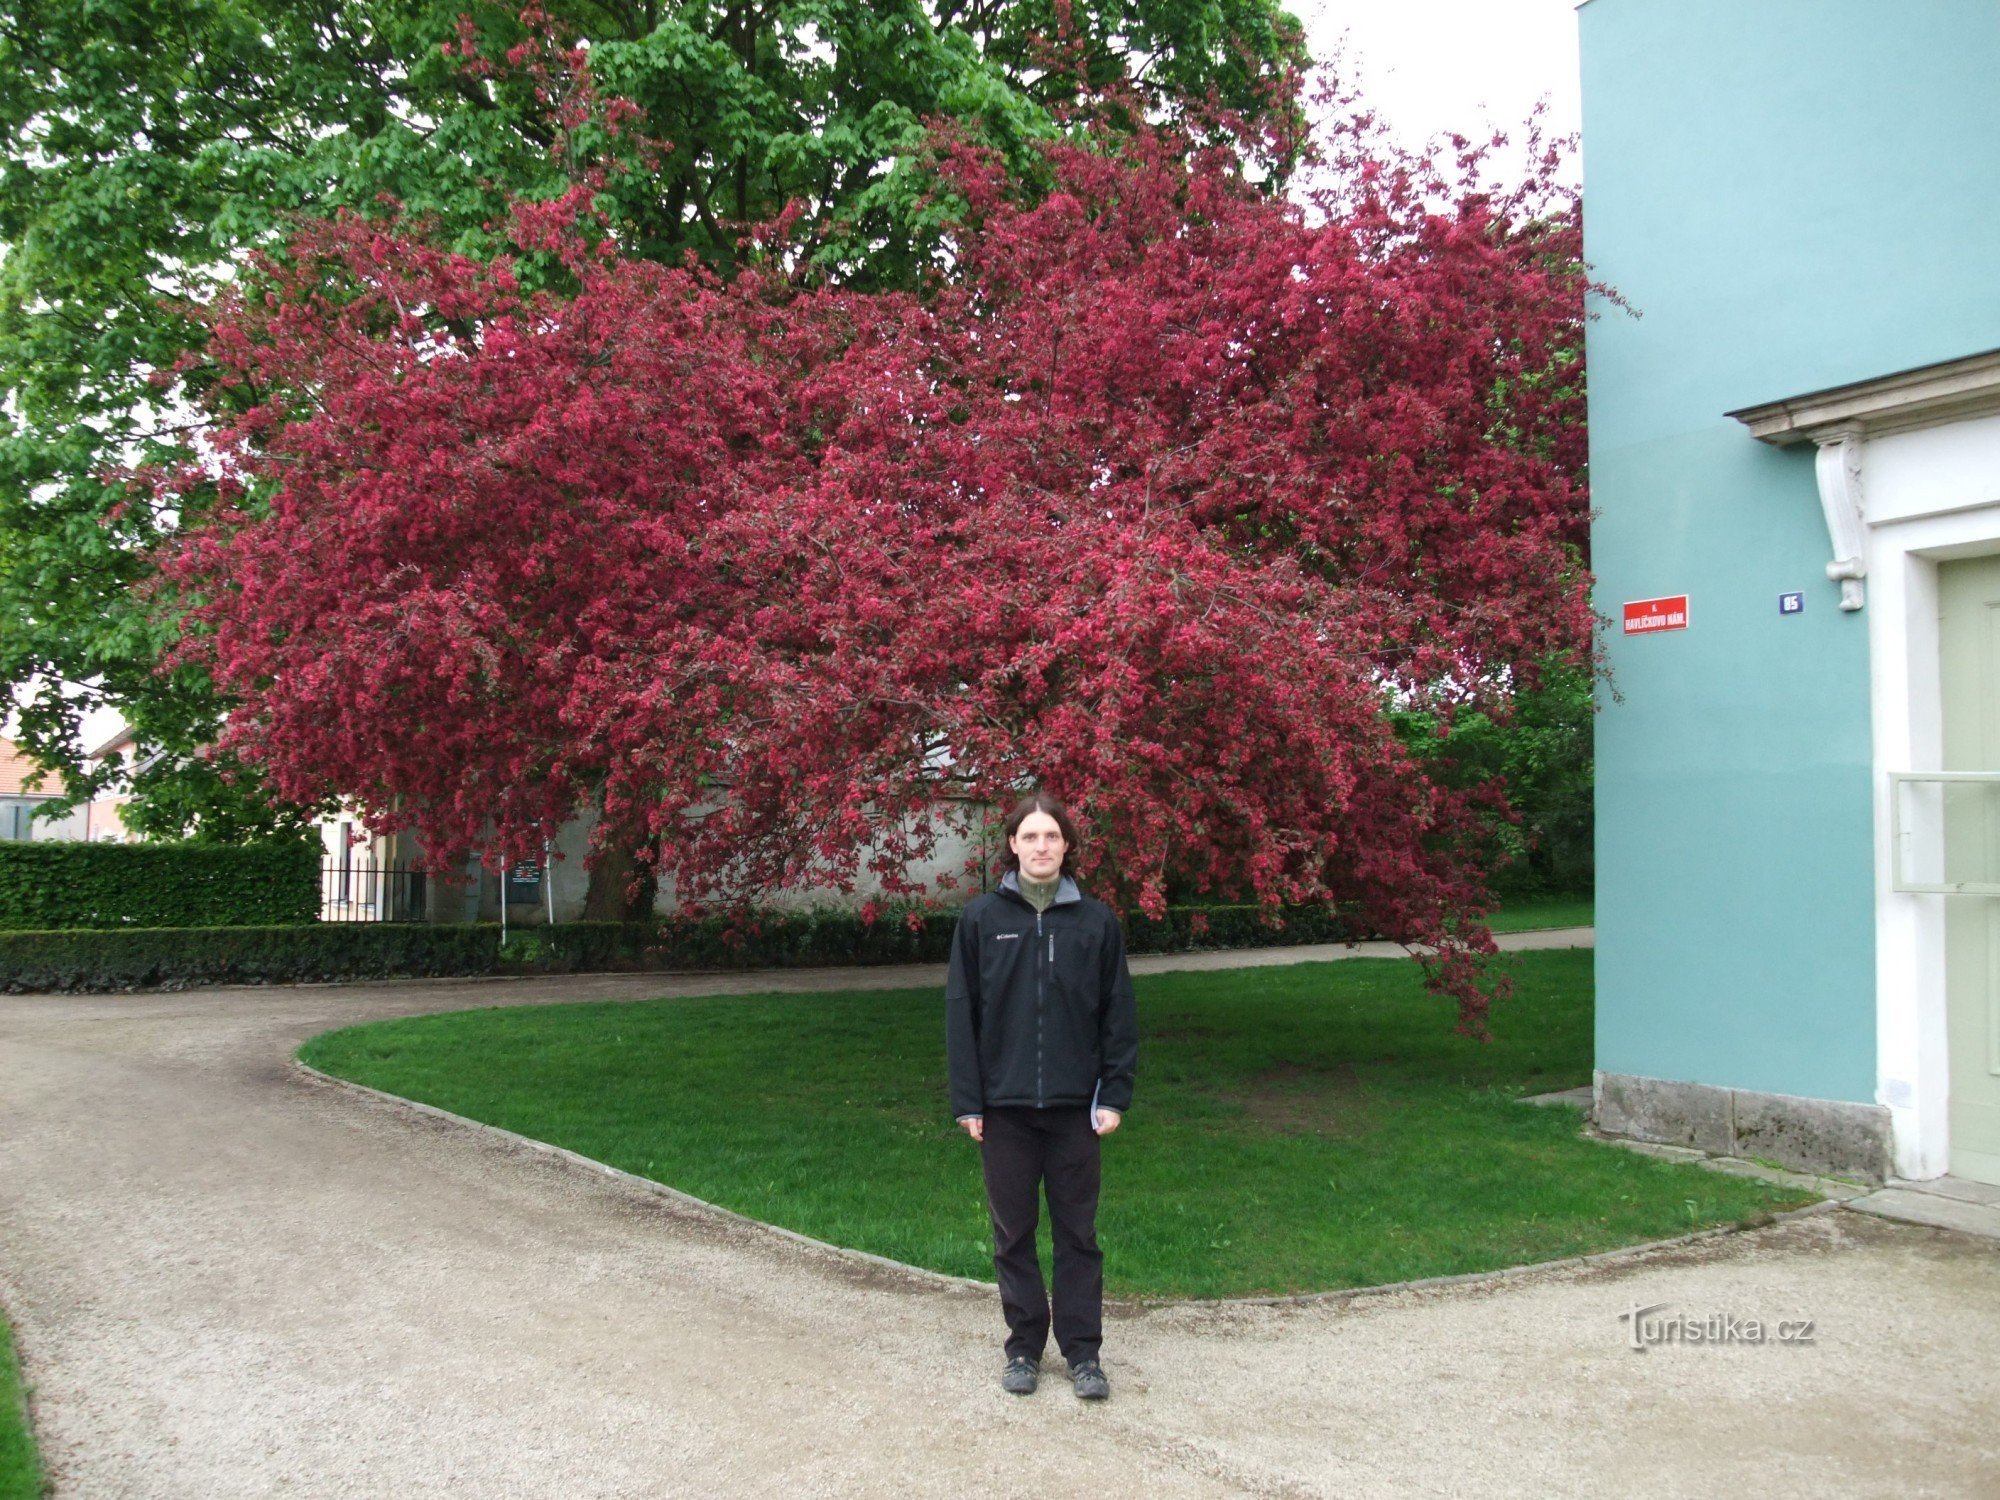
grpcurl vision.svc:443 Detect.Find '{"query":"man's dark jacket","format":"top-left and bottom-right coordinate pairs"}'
top-left (946, 871), bottom-right (1138, 1120)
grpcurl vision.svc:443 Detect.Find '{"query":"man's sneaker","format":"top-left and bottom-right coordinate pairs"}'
top-left (1068, 1358), bottom-right (1110, 1400)
top-left (1001, 1356), bottom-right (1039, 1395)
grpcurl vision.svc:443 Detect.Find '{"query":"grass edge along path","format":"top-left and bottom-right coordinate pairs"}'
top-left (0, 1305), bottom-right (47, 1500)
top-left (1485, 894), bottom-right (1592, 933)
top-left (301, 949), bottom-right (1811, 1301)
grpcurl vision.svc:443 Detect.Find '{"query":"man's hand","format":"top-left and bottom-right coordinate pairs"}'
top-left (959, 1115), bottom-right (984, 1142)
top-left (1093, 1107), bottom-right (1122, 1136)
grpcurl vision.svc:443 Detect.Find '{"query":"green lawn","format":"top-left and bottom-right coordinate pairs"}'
top-left (301, 949), bottom-right (1809, 1299)
top-left (0, 1308), bottom-right (45, 1500)
top-left (1487, 895), bottom-right (1593, 933)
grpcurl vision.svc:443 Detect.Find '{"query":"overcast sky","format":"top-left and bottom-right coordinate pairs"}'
top-left (1287, 0), bottom-right (1582, 165)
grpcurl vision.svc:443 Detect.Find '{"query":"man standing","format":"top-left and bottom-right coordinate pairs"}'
top-left (946, 791), bottom-right (1138, 1401)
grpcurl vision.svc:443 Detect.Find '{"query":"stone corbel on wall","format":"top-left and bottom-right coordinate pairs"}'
top-left (1811, 425), bottom-right (1868, 611)
top-left (1729, 350), bottom-right (2000, 616)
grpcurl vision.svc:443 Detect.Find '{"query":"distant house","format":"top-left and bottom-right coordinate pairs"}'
top-left (36, 723), bottom-right (990, 922)
top-left (322, 795), bottom-right (995, 925)
top-left (1581, 0), bottom-right (2000, 1185)
top-left (0, 734), bottom-right (133, 843)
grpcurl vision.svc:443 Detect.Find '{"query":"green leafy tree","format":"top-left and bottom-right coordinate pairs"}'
top-left (1392, 657), bottom-right (1597, 901)
top-left (0, 0), bottom-right (1307, 840)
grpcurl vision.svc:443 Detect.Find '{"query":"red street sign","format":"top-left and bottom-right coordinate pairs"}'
top-left (1623, 595), bottom-right (1689, 635)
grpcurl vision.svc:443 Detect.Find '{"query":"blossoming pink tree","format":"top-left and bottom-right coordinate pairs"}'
top-left (153, 64), bottom-right (1591, 1030)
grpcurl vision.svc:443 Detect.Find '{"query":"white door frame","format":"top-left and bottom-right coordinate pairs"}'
top-left (1732, 355), bottom-right (2000, 1180)
top-left (1868, 495), bottom-right (2000, 1179)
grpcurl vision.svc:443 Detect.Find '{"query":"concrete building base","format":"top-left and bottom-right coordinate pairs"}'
top-left (1594, 1071), bottom-right (1894, 1184)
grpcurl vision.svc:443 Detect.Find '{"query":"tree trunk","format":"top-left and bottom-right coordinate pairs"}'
top-left (582, 835), bottom-right (659, 921)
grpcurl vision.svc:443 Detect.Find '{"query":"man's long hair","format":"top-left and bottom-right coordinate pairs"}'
top-left (998, 791), bottom-right (1081, 879)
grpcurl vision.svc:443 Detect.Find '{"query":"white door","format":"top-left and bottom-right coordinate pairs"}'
top-left (1939, 553), bottom-right (2000, 1185)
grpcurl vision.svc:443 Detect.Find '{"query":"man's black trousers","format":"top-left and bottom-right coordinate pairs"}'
top-left (978, 1103), bottom-right (1103, 1365)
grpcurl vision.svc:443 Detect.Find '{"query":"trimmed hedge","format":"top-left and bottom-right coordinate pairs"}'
top-left (0, 900), bottom-right (1367, 994)
top-left (498, 906), bottom-right (963, 973)
top-left (1124, 902), bottom-right (1354, 953)
top-left (0, 840), bottom-right (320, 930)
top-left (0, 923), bottom-right (496, 992)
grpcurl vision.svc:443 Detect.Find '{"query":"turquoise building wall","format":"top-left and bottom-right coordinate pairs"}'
top-left (1580, 0), bottom-right (2000, 1102)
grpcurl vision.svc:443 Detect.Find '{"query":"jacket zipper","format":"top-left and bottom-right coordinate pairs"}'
top-left (1035, 910), bottom-right (1044, 1105)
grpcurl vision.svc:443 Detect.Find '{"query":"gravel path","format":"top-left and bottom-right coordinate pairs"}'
top-left (2, 934), bottom-right (1996, 1498)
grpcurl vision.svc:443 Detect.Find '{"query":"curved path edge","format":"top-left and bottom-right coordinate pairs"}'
top-left (9, 929), bottom-right (2000, 1500)
top-left (294, 1055), bottom-right (1843, 1313)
